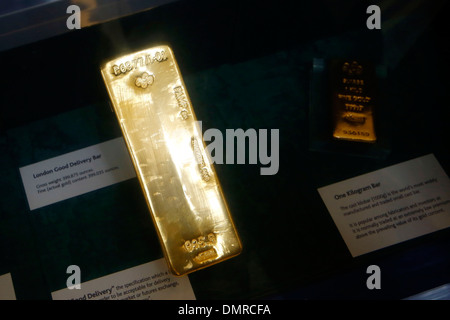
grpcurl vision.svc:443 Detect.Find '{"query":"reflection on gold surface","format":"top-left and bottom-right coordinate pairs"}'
top-left (331, 60), bottom-right (377, 143)
top-left (101, 46), bottom-right (242, 276)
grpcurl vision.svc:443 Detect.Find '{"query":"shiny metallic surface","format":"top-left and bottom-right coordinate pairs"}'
top-left (331, 60), bottom-right (377, 143)
top-left (101, 46), bottom-right (242, 276)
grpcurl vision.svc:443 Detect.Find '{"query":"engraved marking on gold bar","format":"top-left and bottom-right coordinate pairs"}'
top-left (184, 233), bottom-right (216, 253)
top-left (101, 46), bottom-right (242, 276)
top-left (193, 248), bottom-right (218, 264)
top-left (173, 86), bottom-right (190, 120)
top-left (191, 137), bottom-right (211, 182)
top-left (331, 60), bottom-right (377, 143)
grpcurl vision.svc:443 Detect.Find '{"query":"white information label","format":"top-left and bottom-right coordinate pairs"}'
top-left (19, 137), bottom-right (136, 210)
top-left (0, 273), bottom-right (16, 300)
top-left (51, 258), bottom-right (196, 300)
top-left (318, 154), bottom-right (450, 257)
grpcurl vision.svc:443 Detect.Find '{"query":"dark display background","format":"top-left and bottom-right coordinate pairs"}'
top-left (0, 0), bottom-right (449, 299)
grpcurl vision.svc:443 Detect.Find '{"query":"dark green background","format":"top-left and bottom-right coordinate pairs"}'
top-left (1, 0), bottom-right (449, 299)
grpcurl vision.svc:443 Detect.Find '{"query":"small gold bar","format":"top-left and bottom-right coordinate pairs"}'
top-left (101, 46), bottom-right (242, 276)
top-left (331, 60), bottom-right (377, 143)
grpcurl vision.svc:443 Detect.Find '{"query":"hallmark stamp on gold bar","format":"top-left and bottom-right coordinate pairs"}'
top-left (101, 46), bottom-right (242, 276)
top-left (330, 60), bottom-right (377, 143)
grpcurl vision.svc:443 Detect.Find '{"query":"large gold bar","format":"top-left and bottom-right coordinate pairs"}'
top-left (331, 60), bottom-right (377, 143)
top-left (101, 46), bottom-right (242, 276)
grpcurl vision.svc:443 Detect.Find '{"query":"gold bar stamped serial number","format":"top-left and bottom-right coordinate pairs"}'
top-left (111, 49), bottom-right (168, 76)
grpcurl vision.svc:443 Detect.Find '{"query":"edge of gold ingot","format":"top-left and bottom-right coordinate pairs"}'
top-left (100, 45), bottom-right (242, 276)
top-left (330, 60), bottom-right (377, 143)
